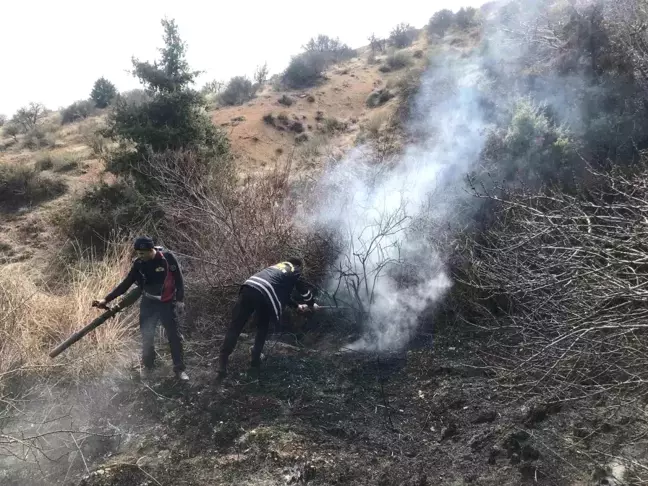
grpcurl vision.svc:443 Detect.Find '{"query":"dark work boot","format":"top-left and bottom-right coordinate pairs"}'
top-left (248, 349), bottom-right (262, 382)
top-left (249, 345), bottom-right (266, 365)
top-left (247, 364), bottom-right (260, 382)
top-left (216, 353), bottom-right (228, 382)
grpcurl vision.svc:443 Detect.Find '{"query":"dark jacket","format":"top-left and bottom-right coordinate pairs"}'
top-left (243, 261), bottom-right (314, 322)
top-left (104, 247), bottom-right (184, 304)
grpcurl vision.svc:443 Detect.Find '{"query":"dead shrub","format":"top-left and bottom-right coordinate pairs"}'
top-left (322, 117), bottom-right (347, 133)
top-left (128, 150), bottom-right (339, 336)
top-left (459, 165), bottom-right (648, 402)
top-left (0, 162), bottom-right (67, 211)
top-left (366, 89), bottom-right (395, 108)
top-left (384, 50), bottom-right (413, 71)
top-left (278, 94), bottom-right (294, 106)
top-left (290, 121), bottom-right (305, 133)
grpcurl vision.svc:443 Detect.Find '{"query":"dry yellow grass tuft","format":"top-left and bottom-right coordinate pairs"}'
top-left (0, 241), bottom-right (138, 385)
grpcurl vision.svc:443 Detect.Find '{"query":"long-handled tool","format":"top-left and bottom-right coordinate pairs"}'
top-left (49, 287), bottom-right (142, 358)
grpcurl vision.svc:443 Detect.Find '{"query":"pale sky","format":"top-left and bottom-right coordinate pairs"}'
top-left (1, 0), bottom-right (485, 117)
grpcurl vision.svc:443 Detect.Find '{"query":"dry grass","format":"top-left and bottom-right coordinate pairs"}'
top-left (0, 241), bottom-right (137, 386)
top-left (363, 109), bottom-right (393, 139)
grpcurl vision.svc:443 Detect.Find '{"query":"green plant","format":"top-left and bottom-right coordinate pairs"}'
top-left (282, 51), bottom-right (329, 89)
top-left (282, 35), bottom-right (355, 89)
top-left (3, 123), bottom-right (19, 141)
top-left (22, 127), bottom-right (56, 150)
top-left (366, 89), bottom-right (394, 108)
top-left (35, 152), bottom-right (83, 172)
top-left (278, 94), bottom-right (294, 106)
top-left (385, 51), bottom-right (412, 71)
top-left (61, 100), bottom-right (95, 124)
top-left (0, 114), bottom-right (6, 127)
top-left (428, 9), bottom-right (455, 37)
top-left (118, 89), bottom-right (151, 106)
top-left (80, 120), bottom-right (109, 158)
top-left (263, 113), bottom-right (276, 126)
top-left (290, 121), bottom-right (305, 133)
top-left (56, 181), bottom-right (152, 253)
top-left (323, 117), bottom-right (347, 133)
top-left (0, 162), bottom-right (67, 211)
top-left (11, 102), bottom-right (46, 133)
top-left (219, 76), bottom-right (256, 106)
top-left (254, 62), bottom-right (269, 86)
top-left (104, 18), bottom-right (230, 190)
top-left (392, 67), bottom-right (424, 119)
top-left (389, 23), bottom-right (418, 48)
top-left (90, 77), bottom-right (118, 108)
top-left (455, 7), bottom-right (478, 29)
top-left (34, 154), bottom-right (54, 171)
top-left (368, 34), bottom-right (386, 54)
top-left (303, 35), bottom-right (354, 57)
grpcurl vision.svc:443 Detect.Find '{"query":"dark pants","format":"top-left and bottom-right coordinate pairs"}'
top-left (140, 298), bottom-right (185, 372)
top-left (219, 286), bottom-right (272, 371)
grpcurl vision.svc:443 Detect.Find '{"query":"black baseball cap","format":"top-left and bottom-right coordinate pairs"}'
top-left (134, 236), bottom-right (154, 250)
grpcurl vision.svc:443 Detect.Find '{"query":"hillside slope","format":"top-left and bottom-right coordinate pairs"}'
top-left (0, 41), bottom-right (424, 265)
top-left (3, 3), bottom-right (648, 485)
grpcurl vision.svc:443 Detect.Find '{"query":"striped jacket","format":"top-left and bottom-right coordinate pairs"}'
top-left (243, 261), bottom-right (314, 322)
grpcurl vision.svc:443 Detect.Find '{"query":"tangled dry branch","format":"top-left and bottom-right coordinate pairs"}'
top-left (460, 165), bottom-right (648, 401)
top-left (132, 150), bottom-right (339, 332)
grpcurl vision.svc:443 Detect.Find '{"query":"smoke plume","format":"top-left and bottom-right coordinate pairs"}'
top-left (307, 46), bottom-right (492, 352)
top-left (307, 0), bottom-right (604, 352)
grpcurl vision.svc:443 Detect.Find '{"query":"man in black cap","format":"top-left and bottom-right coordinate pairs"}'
top-left (93, 236), bottom-right (189, 381)
top-left (217, 257), bottom-right (319, 380)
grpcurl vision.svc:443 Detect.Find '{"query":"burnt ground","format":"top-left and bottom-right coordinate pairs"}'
top-left (4, 318), bottom-right (647, 486)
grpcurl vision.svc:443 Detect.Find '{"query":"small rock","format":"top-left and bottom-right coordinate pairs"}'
top-left (503, 430), bottom-right (530, 456)
top-left (469, 431), bottom-right (493, 451)
top-left (473, 410), bottom-right (497, 424)
top-left (519, 463), bottom-right (537, 480)
top-left (573, 422), bottom-right (589, 438)
top-left (440, 422), bottom-right (457, 441)
top-left (521, 444), bottom-right (540, 461)
top-left (524, 402), bottom-right (561, 426)
top-left (488, 446), bottom-right (501, 465)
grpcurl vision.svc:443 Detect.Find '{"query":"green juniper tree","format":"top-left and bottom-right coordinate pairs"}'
top-left (105, 18), bottom-right (230, 190)
top-left (90, 77), bottom-right (117, 108)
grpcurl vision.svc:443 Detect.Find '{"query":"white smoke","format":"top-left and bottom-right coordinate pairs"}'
top-left (302, 0), bottom-right (614, 352)
top-left (307, 45), bottom-right (492, 352)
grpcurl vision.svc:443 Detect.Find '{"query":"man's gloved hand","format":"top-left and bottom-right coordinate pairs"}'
top-left (297, 303), bottom-right (319, 313)
top-left (92, 299), bottom-right (108, 309)
top-left (176, 301), bottom-right (185, 314)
